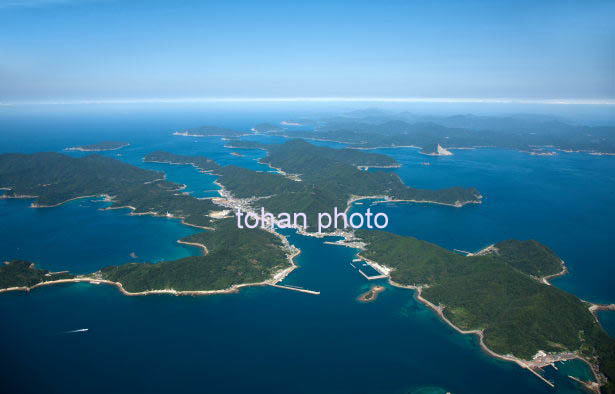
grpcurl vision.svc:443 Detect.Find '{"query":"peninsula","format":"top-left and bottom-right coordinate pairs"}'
top-left (0, 152), bottom-right (217, 228)
top-left (144, 151), bottom-right (221, 172)
top-left (354, 230), bottom-right (615, 392)
top-left (219, 139), bottom-right (482, 231)
top-left (65, 141), bottom-right (129, 151)
top-left (258, 113), bottom-right (615, 156)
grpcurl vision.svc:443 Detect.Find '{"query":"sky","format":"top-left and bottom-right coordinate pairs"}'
top-left (0, 0), bottom-right (614, 103)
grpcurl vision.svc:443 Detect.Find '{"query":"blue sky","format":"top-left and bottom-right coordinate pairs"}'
top-left (0, 0), bottom-right (613, 102)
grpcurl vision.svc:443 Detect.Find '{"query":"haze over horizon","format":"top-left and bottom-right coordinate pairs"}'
top-left (1, 0), bottom-right (614, 103)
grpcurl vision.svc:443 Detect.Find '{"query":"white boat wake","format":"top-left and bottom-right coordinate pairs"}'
top-left (64, 328), bottom-right (89, 334)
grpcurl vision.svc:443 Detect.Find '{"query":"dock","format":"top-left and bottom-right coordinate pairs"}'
top-left (526, 367), bottom-right (554, 387)
top-left (358, 269), bottom-right (388, 281)
top-left (270, 284), bottom-right (320, 295)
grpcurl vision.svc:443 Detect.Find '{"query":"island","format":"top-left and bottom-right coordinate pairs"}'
top-left (219, 140), bottom-right (481, 230)
top-left (353, 230), bottom-right (615, 392)
top-left (0, 218), bottom-right (297, 295)
top-left (0, 260), bottom-right (74, 291)
top-left (144, 151), bottom-right (221, 172)
top-left (65, 141), bottom-right (130, 151)
top-left (0, 151), bottom-right (298, 294)
top-left (98, 218), bottom-right (295, 293)
top-left (0, 152), bottom-right (217, 228)
top-left (257, 113), bottom-right (615, 155)
top-left (252, 123), bottom-right (283, 133)
top-left (358, 285), bottom-right (385, 302)
top-left (173, 125), bottom-right (247, 138)
top-left (0, 140), bottom-right (480, 292)
top-left (0, 140), bottom-right (613, 391)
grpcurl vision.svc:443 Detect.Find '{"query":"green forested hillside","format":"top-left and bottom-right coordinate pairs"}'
top-left (493, 239), bottom-right (563, 277)
top-left (356, 230), bottom-right (615, 389)
top-left (100, 218), bottom-right (290, 292)
top-left (0, 260), bottom-right (74, 289)
top-left (144, 151), bottom-right (220, 171)
top-left (0, 152), bottom-right (218, 227)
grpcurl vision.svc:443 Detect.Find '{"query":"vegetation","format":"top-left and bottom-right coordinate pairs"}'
top-left (100, 218), bottom-right (290, 292)
top-left (241, 140), bottom-right (481, 229)
top-left (252, 123), bottom-right (283, 133)
top-left (493, 239), bottom-right (563, 277)
top-left (216, 165), bottom-right (304, 198)
top-left (356, 230), bottom-right (615, 388)
top-left (144, 151), bottom-right (221, 171)
top-left (0, 152), bottom-right (217, 227)
top-left (265, 139), bottom-right (398, 168)
top-left (271, 115), bottom-right (615, 154)
top-left (184, 125), bottom-right (245, 137)
top-left (0, 260), bottom-right (73, 289)
top-left (151, 139), bottom-right (479, 231)
top-left (224, 140), bottom-right (269, 150)
top-left (65, 141), bottom-right (129, 151)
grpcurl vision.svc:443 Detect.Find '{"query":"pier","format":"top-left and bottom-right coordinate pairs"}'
top-left (524, 366), bottom-right (554, 387)
top-left (358, 269), bottom-right (388, 281)
top-left (270, 284), bottom-right (320, 295)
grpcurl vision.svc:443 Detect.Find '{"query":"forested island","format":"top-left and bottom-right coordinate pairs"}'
top-left (356, 230), bottom-right (615, 391)
top-left (3, 140), bottom-right (612, 390)
top-left (0, 219), bottom-right (294, 295)
top-left (0, 260), bottom-right (74, 290)
top-left (0, 152), bottom-right (217, 228)
top-left (99, 218), bottom-right (293, 292)
top-left (144, 151), bottom-right (221, 172)
top-left (65, 141), bottom-right (129, 151)
top-left (0, 141), bottom-right (480, 293)
top-left (171, 112), bottom-right (615, 155)
top-left (173, 125), bottom-right (247, 137)
top-left (0, 151), bottom-right (296, 293)
top-left (251, 112), bottom-right (615, 155)
top-left (220, 139), bottom-right (481, 230)
top-left (252, 123), bottom-right (283, 133)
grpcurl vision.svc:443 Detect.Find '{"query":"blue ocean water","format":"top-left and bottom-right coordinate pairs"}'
top-left (0, 106), bottom-right (612, 394)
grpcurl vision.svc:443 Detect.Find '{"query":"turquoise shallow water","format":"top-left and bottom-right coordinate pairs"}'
top-left (0, 107), bottom-right (613, 394)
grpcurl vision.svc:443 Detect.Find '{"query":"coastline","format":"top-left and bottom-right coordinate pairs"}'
top-left (326, 230), bottom-right (605, 391)
top-left (0, 245), bottom-right (301, 298)
top-left (388, 272), bottom-right (602, 391)
top-left (0, 180), bottom-right (302, 296)
top-left (142, 157), bottom-right (219, 174)
top-left (541, 260), bottom-right (568, 285)
top-left (345, 194), bottom-right (483, 214)
top-left (242, 131), bottom-right (615, 157)
top-left (64, 143), bottom-right (130, 152)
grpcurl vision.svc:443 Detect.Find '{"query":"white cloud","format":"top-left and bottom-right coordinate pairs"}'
top-left (3, 97), bottom-right (615, 106)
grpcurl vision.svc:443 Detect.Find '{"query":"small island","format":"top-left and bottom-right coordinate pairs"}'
top-left (173, 125), bottom-right (246, 138)
top-left (252, 123), bottom-right (283, 133)
top-left (144, 151), bottom-right (221, 172)
top-left (65, 141), bottom-right (130, 152)
top-left (358, 285), bottom-right (385, 302)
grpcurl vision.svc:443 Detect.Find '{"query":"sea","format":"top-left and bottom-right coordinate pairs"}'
top-left (0, 104), bottom-right (613, 394)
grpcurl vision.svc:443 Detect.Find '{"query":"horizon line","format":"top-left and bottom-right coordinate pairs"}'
top-left (1, 97), bottom-right (615, 106)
